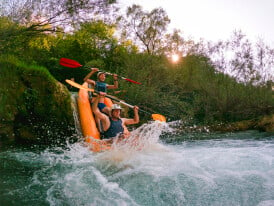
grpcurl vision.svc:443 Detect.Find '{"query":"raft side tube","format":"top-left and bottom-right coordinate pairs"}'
top-left (77, 82), bottom-right (113, 152)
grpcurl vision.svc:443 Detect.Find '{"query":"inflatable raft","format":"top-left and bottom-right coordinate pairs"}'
top-left (77, 82), bottom-right (113, 152)
top-left (68, 80), bottom-right (166, 152)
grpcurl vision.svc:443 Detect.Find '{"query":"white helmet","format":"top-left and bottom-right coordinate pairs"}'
top-left (111, 104), bottom-right (122, 111)
top-left (97, 72), bottom-right (105, 78)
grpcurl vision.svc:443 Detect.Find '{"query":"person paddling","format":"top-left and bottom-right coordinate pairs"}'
top-left (92, 92), bottom-right (139, 143)
top-left (84, 68), bottom-right (118, 115)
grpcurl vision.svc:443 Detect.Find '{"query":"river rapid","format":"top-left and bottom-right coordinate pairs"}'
top-left (0, 121), bottom-right (274, 206)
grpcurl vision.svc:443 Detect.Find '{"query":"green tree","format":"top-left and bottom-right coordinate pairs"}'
top-left (123, 4), bottom-right (170, 54)
top-left (0, 0), bottom-right (117, 40)
top-left (73, 21), bottom-right (116, 62)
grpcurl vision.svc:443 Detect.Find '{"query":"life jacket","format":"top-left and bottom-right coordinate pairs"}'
top-left (103, 117), bottom-right (124, 139)
top-left (95, 81), bottom-right (107, 93)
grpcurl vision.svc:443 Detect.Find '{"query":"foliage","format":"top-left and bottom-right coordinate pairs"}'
top-left (122, 4), bottom-right (170, 54)
top-left (119, 53), bottom-right (273, 124)
top-left (0, 3), bottom-right (273, 128)
top-left (0, 0), bottom-right (117, 32)
top-left (200, 30), bottom-right (274, 84)
top-left (0, 55), bottom-right (75, 142)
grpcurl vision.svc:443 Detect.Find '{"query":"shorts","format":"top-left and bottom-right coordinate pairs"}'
top-left (98, 103), bottom-right (106, 111)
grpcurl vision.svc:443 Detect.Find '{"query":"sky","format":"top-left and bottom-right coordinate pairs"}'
top-left (118, 0), bottom-right (274, 45)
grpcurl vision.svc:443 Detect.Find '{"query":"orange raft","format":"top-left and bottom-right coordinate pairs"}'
top-left (77, 83), bottom-right (113, 152)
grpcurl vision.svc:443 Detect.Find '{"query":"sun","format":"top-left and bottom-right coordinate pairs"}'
top-left (171, 54), bottom-right (180, 63)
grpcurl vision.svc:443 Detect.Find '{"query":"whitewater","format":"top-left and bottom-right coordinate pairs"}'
top-left (0, 121), bottom-right (274, 206)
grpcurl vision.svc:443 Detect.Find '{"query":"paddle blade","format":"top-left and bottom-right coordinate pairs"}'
top-left (151, 114), bottom-right (166, 122)
top-left (124, 78), bottom-right (142, 85)
top-left (60, 58), bottom-right (82, 68)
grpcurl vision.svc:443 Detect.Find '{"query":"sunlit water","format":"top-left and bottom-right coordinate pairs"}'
top-left (0, 122), bottom-right (274, 206)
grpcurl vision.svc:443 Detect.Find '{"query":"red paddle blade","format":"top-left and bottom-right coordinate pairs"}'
top-left (59, 58), bottom-right (83, 68)
top-left (124, 78), bottom-right (142, 85)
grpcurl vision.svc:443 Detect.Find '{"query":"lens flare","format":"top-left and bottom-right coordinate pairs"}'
top-left (171, 54), bottom-right (179, 63)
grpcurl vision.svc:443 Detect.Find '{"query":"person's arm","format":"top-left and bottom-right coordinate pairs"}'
top-left (92, 93), bottom-right (110, 131)
top-left (84, 68), bottom-right (99, 84)
top-left (123, 106), bottom-right (139, 125)
top-left (107, 74), bottom-right (118, 89)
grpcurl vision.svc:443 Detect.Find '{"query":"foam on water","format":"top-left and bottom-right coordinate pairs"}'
top-left (1, 121), bottom-right (274, 206)
top-left (96, 121), bottom-right (170, 165)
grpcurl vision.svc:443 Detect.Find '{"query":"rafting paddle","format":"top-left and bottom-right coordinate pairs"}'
top-left (60, 58), bottom-right (141, 85)
top-left (65, 79), bottom-right (166, 122)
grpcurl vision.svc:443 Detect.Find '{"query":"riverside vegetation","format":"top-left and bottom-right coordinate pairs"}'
top-left (0, 1), bottom-right (273, 143)
top-left (0, 55), bottom-right (75, 143)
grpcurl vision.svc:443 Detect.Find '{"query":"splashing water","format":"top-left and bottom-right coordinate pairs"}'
top-left (0, 122), bottom-right (274, 206)
top-left (98, 121), bottom-right (171, 164)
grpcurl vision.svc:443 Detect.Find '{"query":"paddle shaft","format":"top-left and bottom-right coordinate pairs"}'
top-left (105, 95), bottom-right (150, 115)
top-left (105, 95), bottom-right (165, 121)
top-left (94, 89), bottom-right (150, 114)
top-left (60, 58), bottom-right (141, 84)
top-left (65, 79), bottom-right (164, 121)
top-left (89, 69), bottom-right (141, 84)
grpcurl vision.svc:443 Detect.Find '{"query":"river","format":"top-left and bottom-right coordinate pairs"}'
top-left (0, 121), bottom-right (274, 206)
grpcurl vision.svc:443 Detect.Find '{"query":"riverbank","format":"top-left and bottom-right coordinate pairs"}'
top-left (208, 114), bottom-right (274, 133)
top-left (0, 56), bottom-right (75, 144)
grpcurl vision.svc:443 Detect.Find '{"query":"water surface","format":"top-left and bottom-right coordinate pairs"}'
top-left (1, 122), bottom-right (273, 206)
